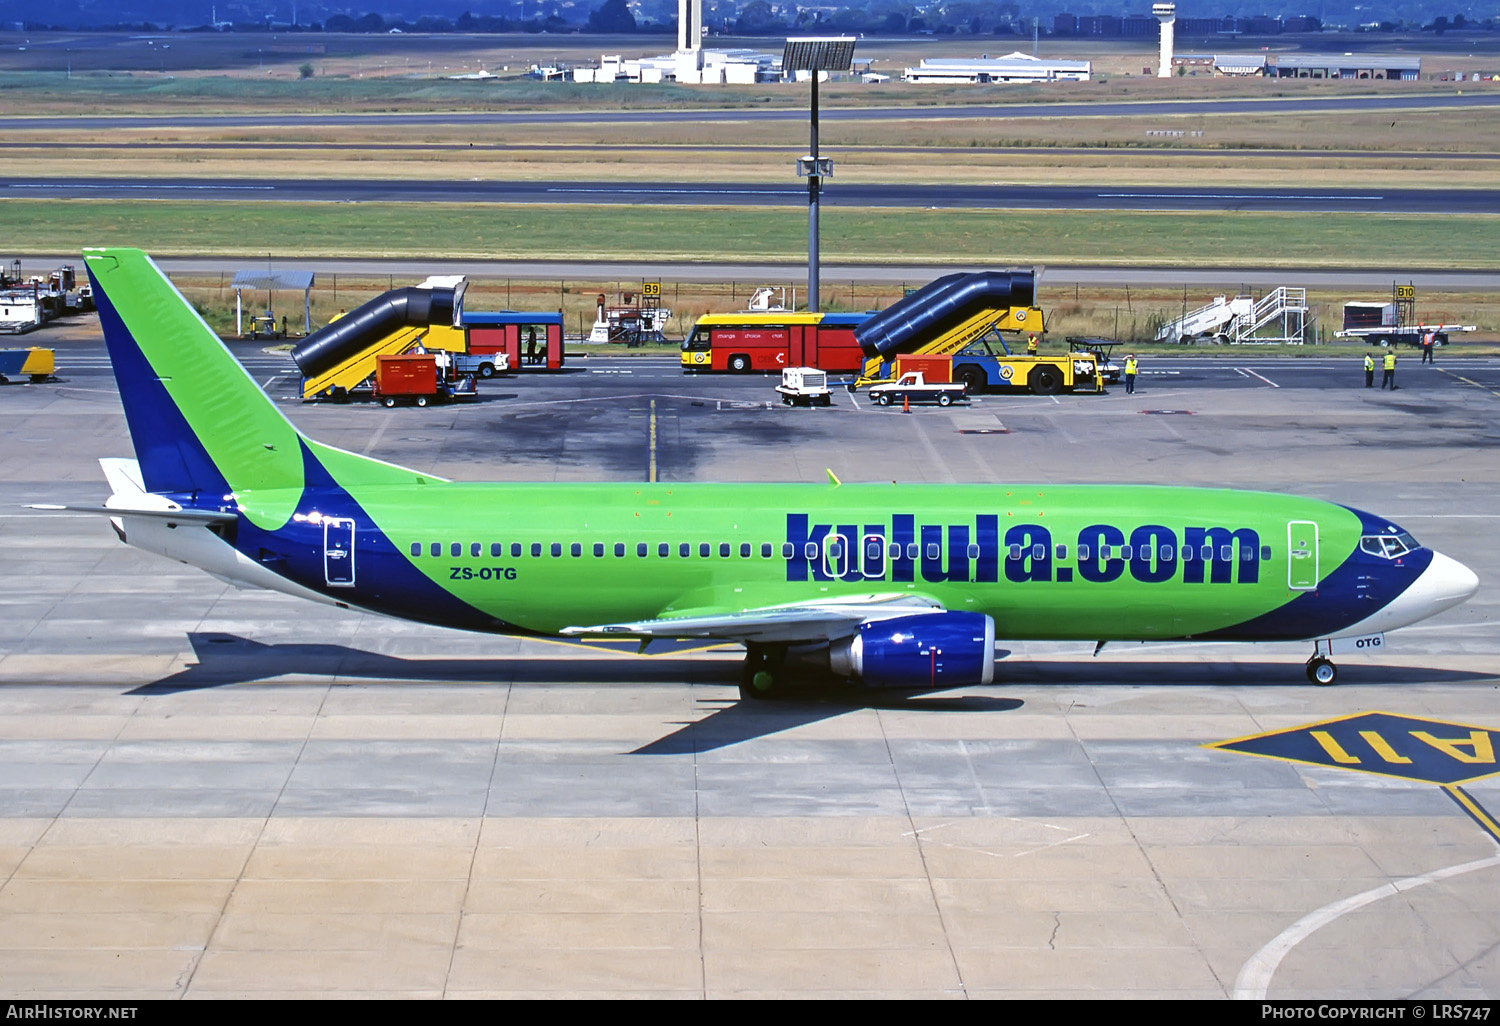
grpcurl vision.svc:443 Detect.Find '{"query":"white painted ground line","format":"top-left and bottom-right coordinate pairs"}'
top-left (1233, 852), bottom-right (1500, 1000)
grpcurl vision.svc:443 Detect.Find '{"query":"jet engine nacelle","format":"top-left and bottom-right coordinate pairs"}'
top-left (829, 612), bottom-right (995, 687)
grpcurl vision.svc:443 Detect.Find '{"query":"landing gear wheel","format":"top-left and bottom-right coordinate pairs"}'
top-left (739, 645), bottom-right (787, 700)
top-left (1306, 656), bottom-right (1337, 685)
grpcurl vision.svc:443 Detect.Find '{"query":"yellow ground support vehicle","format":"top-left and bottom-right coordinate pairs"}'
top-left (850, 269), bottom-right (1046, 390)
top-left (0, 347), bottom-right (54, 384)
top-left (947, 336), bottom-right (1104, 396)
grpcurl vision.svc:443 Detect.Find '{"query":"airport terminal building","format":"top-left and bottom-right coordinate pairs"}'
top-left (902, 53), bottom-right (1092, 84)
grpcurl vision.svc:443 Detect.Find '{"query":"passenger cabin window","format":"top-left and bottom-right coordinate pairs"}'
top-left (659, 543), bottom-right (670, 558)
top-left (638, 543), bottom-right (649, 557)
top-left (491, 543), bottom-right (503, 557)
top-left (511, 543), bottom-right (522, 558)
top-left (410, 542), bottom-right (422, 557)
top-left (615, 543), bottom-right (626, 557)
top-left (471, 543), bottom-right (481, 558)
top-left (761, 543), bottom-right (773, 558)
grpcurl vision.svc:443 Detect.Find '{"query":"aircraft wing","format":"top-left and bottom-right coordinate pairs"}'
top-left (560, 593), bottom-right (945, 645)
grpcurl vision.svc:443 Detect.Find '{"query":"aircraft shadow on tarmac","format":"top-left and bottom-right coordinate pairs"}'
top-left (125, 633), bottom-right (1497, 753)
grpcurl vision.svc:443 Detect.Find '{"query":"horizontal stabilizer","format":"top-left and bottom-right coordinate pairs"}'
top-left (27, 503), bottom-right (236, 525)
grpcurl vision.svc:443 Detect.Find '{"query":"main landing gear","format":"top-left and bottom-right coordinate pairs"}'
top-left (1306, 655), bottom-right (1338, 685)
top-left (740, 644), bottom-right (788, 700)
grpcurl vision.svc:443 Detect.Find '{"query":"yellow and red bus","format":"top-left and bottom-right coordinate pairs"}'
top-left (681, 312), bottom-right (866, 373)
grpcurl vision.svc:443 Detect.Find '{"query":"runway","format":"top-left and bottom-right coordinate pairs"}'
top-left (6, 176), bottom-right (1492, 214)
top-left (1, 328), bottom-right (1497, 997)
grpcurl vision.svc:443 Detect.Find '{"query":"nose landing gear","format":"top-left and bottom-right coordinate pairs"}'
top-left (1306, 655), bottom-right (1338, 685)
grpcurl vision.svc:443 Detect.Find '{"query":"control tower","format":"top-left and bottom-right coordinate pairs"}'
top-left (678, 0), bottom-right (702, 54)
top-left (675, 0), bottom-right (704, 78)
top-left (1153, 3), bottom-right (1176, 78)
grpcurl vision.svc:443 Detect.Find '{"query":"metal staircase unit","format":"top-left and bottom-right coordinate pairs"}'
top-left (1158, 287), bottom-right (1310, 344)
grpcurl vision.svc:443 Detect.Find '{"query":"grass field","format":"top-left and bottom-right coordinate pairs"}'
top-left (11, 199), bottom-right (1497, 268)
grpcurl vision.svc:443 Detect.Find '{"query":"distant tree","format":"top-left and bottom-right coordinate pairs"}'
top-left (587, 0), bottom-right (636, 32)
top-left (299, 62), bottom-right (314, 79)
top-left (734, 0), bottom-right (786, 34)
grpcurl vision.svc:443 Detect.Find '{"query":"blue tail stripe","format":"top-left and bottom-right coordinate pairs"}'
top-left (89, 263), bottom-right (231, 498)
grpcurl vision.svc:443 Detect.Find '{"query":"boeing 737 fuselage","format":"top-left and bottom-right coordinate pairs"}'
top-left (52, 249), bottom-right (1479, 697)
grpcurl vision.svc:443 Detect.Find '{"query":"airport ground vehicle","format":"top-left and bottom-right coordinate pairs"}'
top-left (248, 314), bottom-right (283, 341)
top-left (948, 336), bottom-right (1103, 395)
top-left (296, 285), bottom-right (559, 401)
top-left (54, 249), bottom-right (1483, 696)
top-left (1068, 338), bottom-right (1122, 385)
top-left (452, 350), bottom-right (510, 379)
top-left (867, 372), bottom-right (966, 407)
top-left (0, 347), bottom-right (54, 383)
top-left (373, 353), bottom-right (477, 408)
top-left (776, 367), bottom-right (832, 406)
top-left (851, 270), bottom-right (1044, 389)
top-left (682, 312), bottom-right (865, 373)
top-left (1334, 286), bottom-right (1474, 348)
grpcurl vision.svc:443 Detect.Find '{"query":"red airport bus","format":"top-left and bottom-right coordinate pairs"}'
top-left (680, 312), bottom-right (866, 373)
top-left (463, 311), bottom-right (565, 373)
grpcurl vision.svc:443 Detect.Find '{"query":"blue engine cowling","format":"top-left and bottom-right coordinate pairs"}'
top-left (829, 613), bottom-right (996, 688)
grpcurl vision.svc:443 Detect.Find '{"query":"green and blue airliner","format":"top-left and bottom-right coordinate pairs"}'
top-left (48, 248), bottom-right (1479, 695)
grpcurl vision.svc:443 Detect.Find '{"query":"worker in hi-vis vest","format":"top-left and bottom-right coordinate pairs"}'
top-left (1124, 354), bottom-right (1138, 395)
top-left (1382, 350), bottom-right (1398, 390)
top-left (1364, 353), bottom-right (1375, 388)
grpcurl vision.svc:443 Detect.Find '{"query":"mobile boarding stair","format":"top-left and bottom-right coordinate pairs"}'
top-left (293, 276), bottom-right (467, 399)
top-left (851, 270), bottom-right (1043, 387)
top-left (1156, 287), bottom-right (1310, 345)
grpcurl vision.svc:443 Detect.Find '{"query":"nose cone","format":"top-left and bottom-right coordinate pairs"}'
top-left (1428, 551), bottom-right (1480, 606)
top-left (1404, 550), bottom-right (1480, 621)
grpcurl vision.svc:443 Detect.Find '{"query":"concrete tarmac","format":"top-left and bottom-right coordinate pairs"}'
top-left (1, 323), bottom-right (1497, 998)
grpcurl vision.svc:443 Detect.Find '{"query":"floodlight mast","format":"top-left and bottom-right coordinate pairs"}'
top-left (783, 37), bottom-right (855, 313)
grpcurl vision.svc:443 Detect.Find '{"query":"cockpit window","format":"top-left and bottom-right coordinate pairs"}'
top-left (1360, 532), bottom-right (1419, 559)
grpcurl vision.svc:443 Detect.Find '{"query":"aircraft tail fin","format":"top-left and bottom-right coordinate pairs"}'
top-left (85, 248), bottom-right (308, 499)
top-left (84, 248), bottom-right (434, 513)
